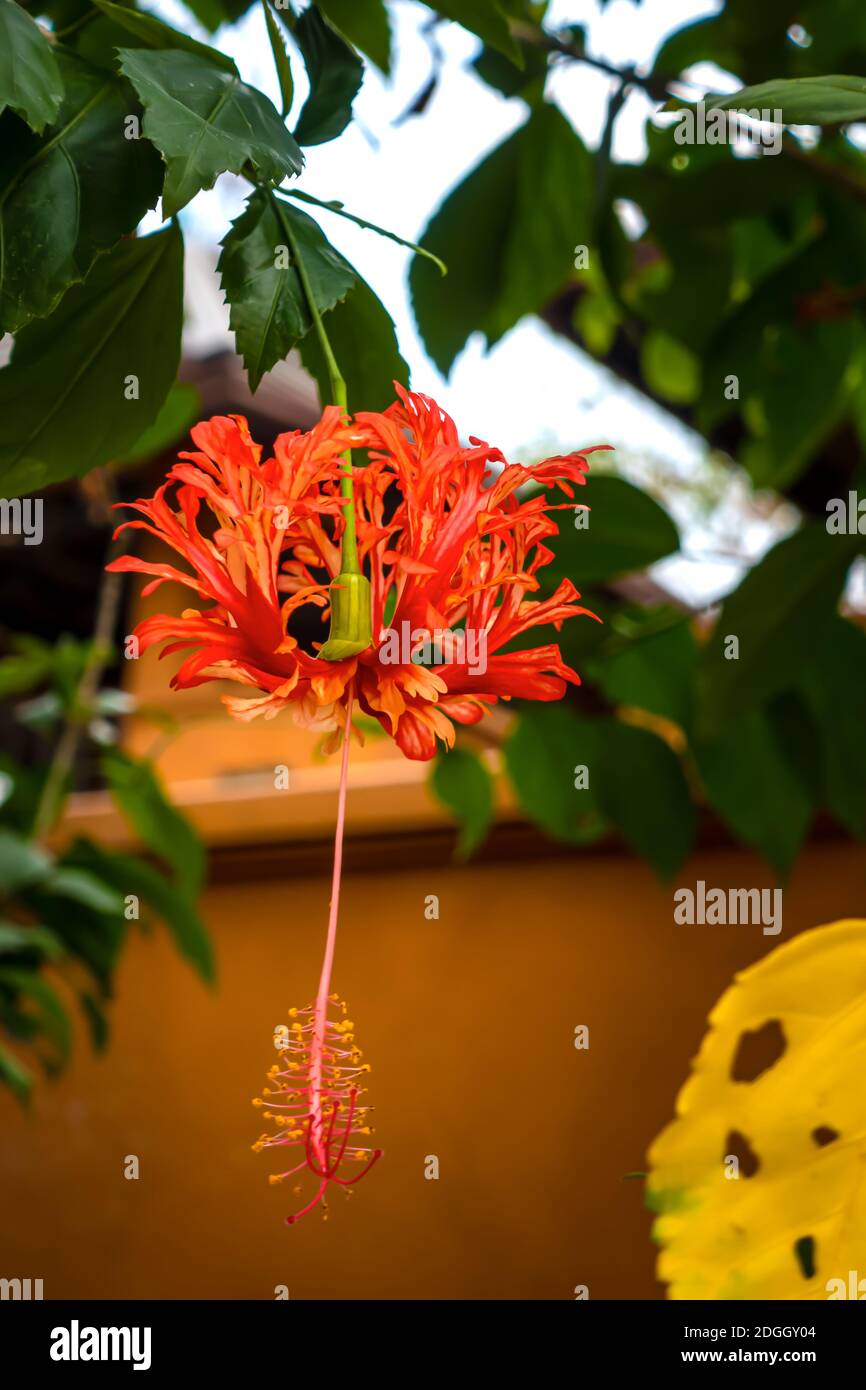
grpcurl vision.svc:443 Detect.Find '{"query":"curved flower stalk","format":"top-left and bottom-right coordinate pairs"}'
top-left (252, 692), bottom-right (382, 1223)
top-left (109, 376), bottom-right (606, 1225)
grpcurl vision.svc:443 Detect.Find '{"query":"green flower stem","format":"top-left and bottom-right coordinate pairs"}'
top-left (273, 195), bottom-right (359, 575)
top-left (277, 188), bottom-right (447, 276)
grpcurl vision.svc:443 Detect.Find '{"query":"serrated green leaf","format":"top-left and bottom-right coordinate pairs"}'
top-left (118, 47), bottom-right (303, 215)
top-left (0, 0), bottom-right (64, 132)
top-left (219, 191), bottom-right (356, 390)
top-left (262, 0), bottom-right (294, 116)
top-left (430, 746), bottom-right (493, 859)
top-left (0, 222), bottom-right (183, 496)
top-left (0, 49), bottom-right (163, 335)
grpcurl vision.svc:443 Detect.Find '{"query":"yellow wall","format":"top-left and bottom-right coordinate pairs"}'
top-left (1, 836), bottom-right (862, 1300)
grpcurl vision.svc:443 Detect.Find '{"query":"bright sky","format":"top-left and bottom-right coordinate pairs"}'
top-left (147, 0), bottom-right (798, 604)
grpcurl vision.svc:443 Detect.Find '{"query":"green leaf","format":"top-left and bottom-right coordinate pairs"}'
top-left (543, 476), bottom-right (679, 589)
top-left (0, 0), bottom-right (64, 132)
top-left (695, 711), bottom-right (812, 876)
top-left (713, 76), bottom-right (866, 125)
top-left (594, 721), bottom-right (695, 880)
top-left (290, 4), bottom-right (363, 147)
top-left (0, 828), bottom-right (51, 893)
top-left (118, 47), bottom-right (303, 215)
top-left (316, 0), bottom-right (391, 74)
top-left (0, 49), bottom-right (163, 335)
top-left (640, 330), bottom-right (700, 405)
top-left (92, 0), bottom-right (238, 72)
top-left (68, 838), bottom-right (215, 984)
top-left (101, 748), bottom-right (205, 899)
top-left (411, 103), bottom-right (592, 375)
top-left (800, 617), bottom-right (866, 837)
top-left (433, 0), bottom-right (522, 65)
top-left (219, 191), bottom-right (356, 391)
top-left (0, 921), bottom-right (64, 960)
top-left (42, 865), bottom-right (124, 915)
top-left (0, 222), bottom-right (184, 496)
top-left (697, 524), bottom-right (860, 736)
top-left (299, 268), bottom-right (408, 412)
top-left (430, 747), bottom-right (493, 860)
top-left (262, 0), bottom-right (294, 116)
top-left (504, 705), bottom-right (606, 844)
top-left (0, 1040), bottom-right (31, 1100)
top-left (0, 968), bottom-right (72, 1062)
top-left (118, 381), bottom-right (201, 464)
top-left (590, 620), bottom-right (697, 731)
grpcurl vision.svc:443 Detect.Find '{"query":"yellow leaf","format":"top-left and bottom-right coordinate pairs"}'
top-left (647, 919), bottom-right (866, 1299)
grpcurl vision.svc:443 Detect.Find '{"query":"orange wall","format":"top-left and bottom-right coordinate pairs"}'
top-left (1, 837), bottom-right (863, 1300)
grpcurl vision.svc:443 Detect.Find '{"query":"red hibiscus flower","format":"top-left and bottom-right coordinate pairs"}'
top-left (109, 387), bottom-right (606, 760)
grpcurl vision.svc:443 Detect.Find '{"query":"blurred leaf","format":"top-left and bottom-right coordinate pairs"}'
top-left (69, 838), bottom-right (215, 984)
top-left (430, 746), bottom-right (493, 859)
top-left (79, 991), bottom-right (109, 1051)
top-left (0, 0), bottom-right (63, 132)
top-left (594, 720), bottom-right (695, 879)
top-left (290, 5), bottom-right (363, 146)
top-left (411, 102), bottom-right (592, 375)
top-left (590, 620), bottom-right (697, 731)
top-left (714, 76), bottom-right (866, 124)
top-left (219, 191), bottom-right (356, 390)
top-left (433, 0), bottom-right (522, 64)
top-left (697, 524), bottom-right (861, 736)
top-left (299, 268), bottom-right (408, 412)
top-left (504, 705), bottom-right (606, 844)
top-left (0, 828), bottom-right (51, 893)
top-left (695, 711), bottom-right (813, 876)
top-left (0, 636), bottom-right (54, 697)
top-left (41, 866), bottom-right (124, 916)
top-left (101, 748), bottom-right (205, 899)
top-left (801, 616), bottom-right (866, 837)
top-left (0, 1040), bottom-right (31, 1100)
top-left (0, 921), bottom-right (64, 960)
top-left (0, 967), bottom-right (72, 1063)
top-left (0, 49), bottom-right (163, 335)
top-left (640, 330), bottom-right (701, 405)
top-left (317, 0), bottom-right (391, 74)
top-left (118, 48), bottom-right (303, 215)
top-left (0, 222), bottom-right (183, 496)
top-left (543, 476), bottom-right (680, 588)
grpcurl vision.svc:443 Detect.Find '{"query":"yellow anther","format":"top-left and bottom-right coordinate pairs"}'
top-left (252, 1097), bottom-right (264, 1107)
top-left (268, 1174), bottom-right (284, 1186)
